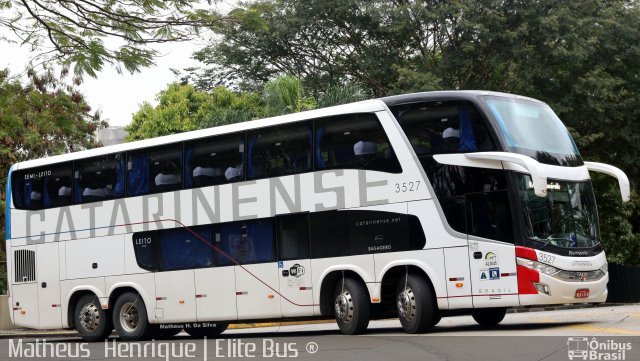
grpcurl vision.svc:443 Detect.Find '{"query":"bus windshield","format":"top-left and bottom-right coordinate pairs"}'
top-left (515, 174), bottom-right (600, 249)
top-left (482, 96), bottom-right (583, 166)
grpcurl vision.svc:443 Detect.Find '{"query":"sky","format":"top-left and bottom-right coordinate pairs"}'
top-left (0, 0), bottom-right (242, 128)
top-left (0, 38), bottom-right (202, 127)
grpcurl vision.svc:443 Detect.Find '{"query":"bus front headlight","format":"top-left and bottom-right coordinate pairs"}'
top-left (516, 257), bottom-right (559, 276)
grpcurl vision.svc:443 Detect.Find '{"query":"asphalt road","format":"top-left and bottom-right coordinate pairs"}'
top-left (2, 305), bottom-right (639, 361)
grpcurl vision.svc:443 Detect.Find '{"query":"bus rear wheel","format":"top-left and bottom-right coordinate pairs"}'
top-left (472, 308), bottom-right (507, 326)
top-left (396, 274), bottom-right (436, 333)
top-left (333, 277), bottom-right (370, 335)
top-left (185, 323), bottom-right (229, 338)
top-left (74, 294), bottom-right (113, 342)
top-left (113, 292), bottom-right (153, 341)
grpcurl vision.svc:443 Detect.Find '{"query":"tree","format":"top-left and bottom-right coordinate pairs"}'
top-left (0, 68), bottom-right (105, 293)
top-left (0, 0), bottom-right (259, 76)
top-left (263, 75), bottom-right (315, 116)
top-left (125, 83), bottom-right (265, 140)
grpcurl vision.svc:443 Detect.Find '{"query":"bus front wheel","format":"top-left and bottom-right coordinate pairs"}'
top-left (113, 292), bottom-right (153, 341)
top-left (396, 274), bottom-right (436, 333)
top-left (472, 308), bottom-right (507, 326)
top-left (333, 277), bottom-right (370, 335)
top-left (74, 294), bottom-right (113, 342)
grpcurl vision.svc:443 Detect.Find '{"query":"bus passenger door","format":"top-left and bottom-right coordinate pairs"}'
top-left (37, 242), bottom-right (63, 328)
top-left (465, 191), bottom-right (519, 307)
top-left (276, 214), bottom-right (314, 318)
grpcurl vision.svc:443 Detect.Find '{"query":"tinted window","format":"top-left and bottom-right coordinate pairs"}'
top-left (132, 231), bottom-right (156, 271)
top-left (310, 210), bottom-right (424, 258)
top-left (214, 219), bottom-right (275, 265)
top-left (277, 213), bottom-right (310, 260)
top-left (74, 153), bottom-right (125, 204)
top-left (466, 191), bottom-right (514, 243)
top-left (310, 210), bottom-right (350, 258)
top-left (315, 114), bottom-right (401, 173)
top-left (12, 163), bottom-right (73, 209)
top-left (158, 226), bottom-right (214, 271)
top-left (128, 144), bottom-right (182, 196)
top-left (349, 211), bottom-right (411, 254)
top-left (248, 123), bottom-right (312, 179)
top-left (185, 133), bottom-right (244, 188)
top-left (392, 101), bottom-right (496, 156)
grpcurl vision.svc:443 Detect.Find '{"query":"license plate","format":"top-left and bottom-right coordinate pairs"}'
top-left (575, 289), bottom-right (590, 298)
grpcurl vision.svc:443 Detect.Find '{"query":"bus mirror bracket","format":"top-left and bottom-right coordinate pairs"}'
top-left (433, 152), bottom-right (548, 197)
top-left (584, 161), bottom-right (631, 202)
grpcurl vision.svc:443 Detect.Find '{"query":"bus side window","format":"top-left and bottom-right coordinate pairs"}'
top-left (315, 114), bottom-right (401, 173)
top-left (12, 163), bottom-right (73, 210)
top-left (393, 101), bottom-right (496, 156)
top-left (247, 122), bottom-right (312, 179)
top-left (157, 226), bottom-right (213, 271)
top-left (465, 191), bottom-right (514, 243)
top-left (277, 213), bottom-right (310, 261)
top-left (128, 144), bottom-right (183, 196)
top-left (184, 133), bottom-right (244, 188)
top-left (45, 164), bottom-right (73, 208)
top-left (132, 231), bottom-right (156, 271)
top-left (74, 154), bottom-right (124, 204)
top-left (214, 219), bottom-right (276, 265)
top-left (310, 211), bottom-right (350, 258)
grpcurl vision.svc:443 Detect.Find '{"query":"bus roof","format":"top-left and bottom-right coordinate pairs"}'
top-left (380, 90), bottom-right (544, 107)
top-left (12, 90), bottom-right (543, 171)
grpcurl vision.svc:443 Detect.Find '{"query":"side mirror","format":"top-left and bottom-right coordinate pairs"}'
top-left (584, 162), bottom-right (630, 202)
top-left (433, 152), bottom-right (548, 197)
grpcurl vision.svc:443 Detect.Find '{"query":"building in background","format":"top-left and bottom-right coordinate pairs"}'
top-left (96, 126), bottom-right (127, 146)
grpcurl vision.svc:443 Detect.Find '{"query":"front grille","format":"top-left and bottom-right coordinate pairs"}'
top-left (554, 269), bottom-right (605, 282)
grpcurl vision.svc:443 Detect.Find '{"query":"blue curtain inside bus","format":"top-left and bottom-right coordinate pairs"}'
top-left (158, 227), bottom-right (213, 271)
top-left (127, 154), bottom-right (149, 196)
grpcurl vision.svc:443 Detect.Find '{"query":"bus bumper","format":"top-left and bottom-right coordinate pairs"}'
top-left (519, 272), bottom-right (608, 306)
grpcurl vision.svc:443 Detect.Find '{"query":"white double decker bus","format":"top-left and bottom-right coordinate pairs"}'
top-left (5, 91), bottom-right (629, 341)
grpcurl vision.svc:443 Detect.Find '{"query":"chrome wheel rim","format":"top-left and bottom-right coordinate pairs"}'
top-left (119, 302), bottom-right (140, 333)
top-left (397, 288), bottom-right (416, 321)
top-left (334, 290), bottom-right (354, 323)
top-left (79, 302), bottom-right (101, 332)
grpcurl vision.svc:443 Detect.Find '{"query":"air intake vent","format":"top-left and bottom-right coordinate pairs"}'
top-left (14, 249), bottom-right (36, 283)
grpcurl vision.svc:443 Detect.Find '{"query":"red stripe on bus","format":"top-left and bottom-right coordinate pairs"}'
top-left (517, 265), bottom-right (540, 294)
top-left (515, 246), bottom-right (538, 261)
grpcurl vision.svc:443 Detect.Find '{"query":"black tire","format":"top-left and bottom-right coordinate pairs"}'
top-left (74, 294), bottom-right (113, 342)
top-left (333, 277), bottom-right (370, 335)
top-left (472, 308), bottom-right (507, 326)
top-left (184, 323), bottom-right (228, 338)
top-left (431, 312), bottom-right (442, 327)
top-left (112, 292), bottom-right (153, 341)
top-left (396, 274), bottom-right (436, 333)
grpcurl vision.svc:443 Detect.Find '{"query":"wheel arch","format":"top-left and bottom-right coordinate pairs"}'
top-left (318, 268), bottom-right (370, 316)
top-left (107, 283), bottom-right (156, 324)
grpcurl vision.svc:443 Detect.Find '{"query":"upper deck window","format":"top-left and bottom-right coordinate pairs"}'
top-left (392, 101), bottom-right (496, 156)
top-left (482, 96), bottom-right (583, 166)
top-left (12, 163), bottom-right (73, 209)
top-left (315, 114), bottom-right (401, 173)
top-left (74, 153), bottom-right (125, 204)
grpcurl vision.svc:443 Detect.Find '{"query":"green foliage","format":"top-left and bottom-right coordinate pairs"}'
top-left (263, 75), bottom-right (316, 116)
top-left (126, 83), bottom-right (210, 141)
top-left (0, 0), bottom-right (249, 76)
top-left (126, 83), bottom-right (267, 140)
top-left (0, 69), bottom-right (105, 293)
